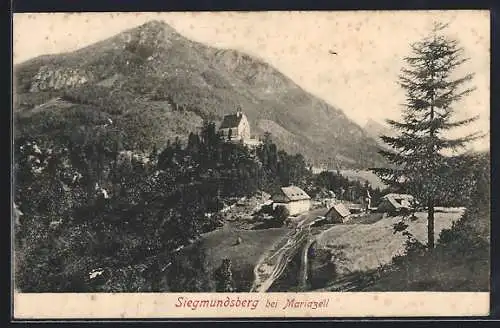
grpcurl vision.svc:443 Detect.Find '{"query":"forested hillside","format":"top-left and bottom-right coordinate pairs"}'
top-left (14, 121), bottom-right (314, 292)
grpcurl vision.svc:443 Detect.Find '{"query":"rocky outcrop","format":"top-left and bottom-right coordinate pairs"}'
top-left (29, 65), bottom-right (94, 92)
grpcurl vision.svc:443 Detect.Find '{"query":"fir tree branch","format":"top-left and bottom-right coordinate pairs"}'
top-left (442, 115), bottom-right (480, 129)
top-left (437, 132), bottom-right (486, 150)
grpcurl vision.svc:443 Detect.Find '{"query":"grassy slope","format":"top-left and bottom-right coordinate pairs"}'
top-left (310, 210), bottom-right (464, 282)
top-left (14, 98), bottom-right (204, 151)
top-left (175, 226), bottom-right (290, 292)
top-left (13, 20), bottom-right (386, 169)
top-left (363, 207), bottom-right (490, 292)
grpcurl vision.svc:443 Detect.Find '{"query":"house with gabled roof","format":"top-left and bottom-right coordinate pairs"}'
top-left (377, 193), bottom-right (415, 214)
top-left (272, 185), bottom-right (311, 216)
top-left (325, 203), bottom-right (351, 224)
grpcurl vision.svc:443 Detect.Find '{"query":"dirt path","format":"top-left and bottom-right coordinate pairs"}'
top-left (297, 237), bottom-right (315, 290)
top-left (250, 227), bottom-right (308, 292)
top-left (250, 210), bottom-right (327, 292)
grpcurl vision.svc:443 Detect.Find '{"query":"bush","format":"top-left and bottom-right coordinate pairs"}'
top-left (273, 205), bottom-right (289, 225)
top-left (438, 209), bottom-right (490, 252)
top-left (259, 203), bottom-right (274, 215)
top-left (214, 258), bottom-right (235, 292)
top-left (200, 213), bottom-right (224, 234)
top-left (168, 248), bottom-right (212, 292)
top-left (206, 198), bottom-right (224, 213)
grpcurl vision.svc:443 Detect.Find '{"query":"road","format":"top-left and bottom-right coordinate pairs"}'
top-left (250, 208), bottom-right (327, 292)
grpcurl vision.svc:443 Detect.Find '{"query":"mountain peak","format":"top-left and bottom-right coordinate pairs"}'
top-left (136, 20), bottom-right (176, 33)
top-left (113, 19), bottom-right (187, 59)
top-left (365, 118), bottom-right (385, 127)
top-left (15, 21), bottom-right (388, 169)
top-left (364, 118), bottom-right (395, 150)
top-left (125, 19), bottom-right (180, 40)
top-left (364, 119), bottom-right (390, 134)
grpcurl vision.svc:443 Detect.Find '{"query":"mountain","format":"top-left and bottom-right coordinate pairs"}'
top-left (14, 20), bottom-right (387, 169)
top-left (363, 118), bottom-right (395, 149)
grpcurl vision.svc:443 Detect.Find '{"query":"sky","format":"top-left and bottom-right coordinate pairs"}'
top-left (13, 11), bottom-right (490, 151)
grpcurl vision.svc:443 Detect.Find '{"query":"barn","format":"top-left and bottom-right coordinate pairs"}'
top-left (272, 186), bottom-right (311, 216)
top-left (325, 203), bottom-right (351, 224)
top-left (377, 193), bottom-right (415, 214)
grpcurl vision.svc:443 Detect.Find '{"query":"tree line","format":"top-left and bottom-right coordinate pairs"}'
top-left (14, 111), bottom-right (405, 292)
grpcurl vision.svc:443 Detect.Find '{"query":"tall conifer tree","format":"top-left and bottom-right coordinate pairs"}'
top-left (372, 22), bottom-right (483, 249)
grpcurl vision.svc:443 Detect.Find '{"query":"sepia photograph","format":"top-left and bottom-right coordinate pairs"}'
top-left (12, 10), bottom-right (490, 318)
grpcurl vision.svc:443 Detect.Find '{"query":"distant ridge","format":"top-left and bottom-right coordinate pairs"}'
top-left (363, 118), bottom-right (395, 149)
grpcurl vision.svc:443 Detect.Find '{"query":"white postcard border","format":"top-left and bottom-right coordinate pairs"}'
top-left (14, 292), bottom-right (490, 319)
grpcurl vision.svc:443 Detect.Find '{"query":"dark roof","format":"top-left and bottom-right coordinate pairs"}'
top-left (327, 203), bottom-right (351, 218)
top-left (220, 114), bottom-right (243, 129)
top-left (380, 193), bottom-right (414, 209)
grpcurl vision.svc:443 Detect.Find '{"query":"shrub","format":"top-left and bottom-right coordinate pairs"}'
top-left (206, 198), bottom-right (224, 213)
top-left (273, 205), bottom-right (290, 225)
top-left (214, 258), bottom-right (235, 292)
top-left (260, 203), bottom-right (274, 215)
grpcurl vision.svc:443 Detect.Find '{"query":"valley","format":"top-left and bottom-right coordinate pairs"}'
top-left (180, 194), bottom-right (465, 293)
top-left (12, 19), bottom-right (490, 295)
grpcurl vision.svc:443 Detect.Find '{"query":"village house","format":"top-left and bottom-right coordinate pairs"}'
top-left (272, 186), bottom-right (311, 216)
top-left (377, 193), bottom-right (415, 214)
top-left (219, 110), bottom-right (262, 147)
top-left (325, 203), bottom-right (351, 224)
